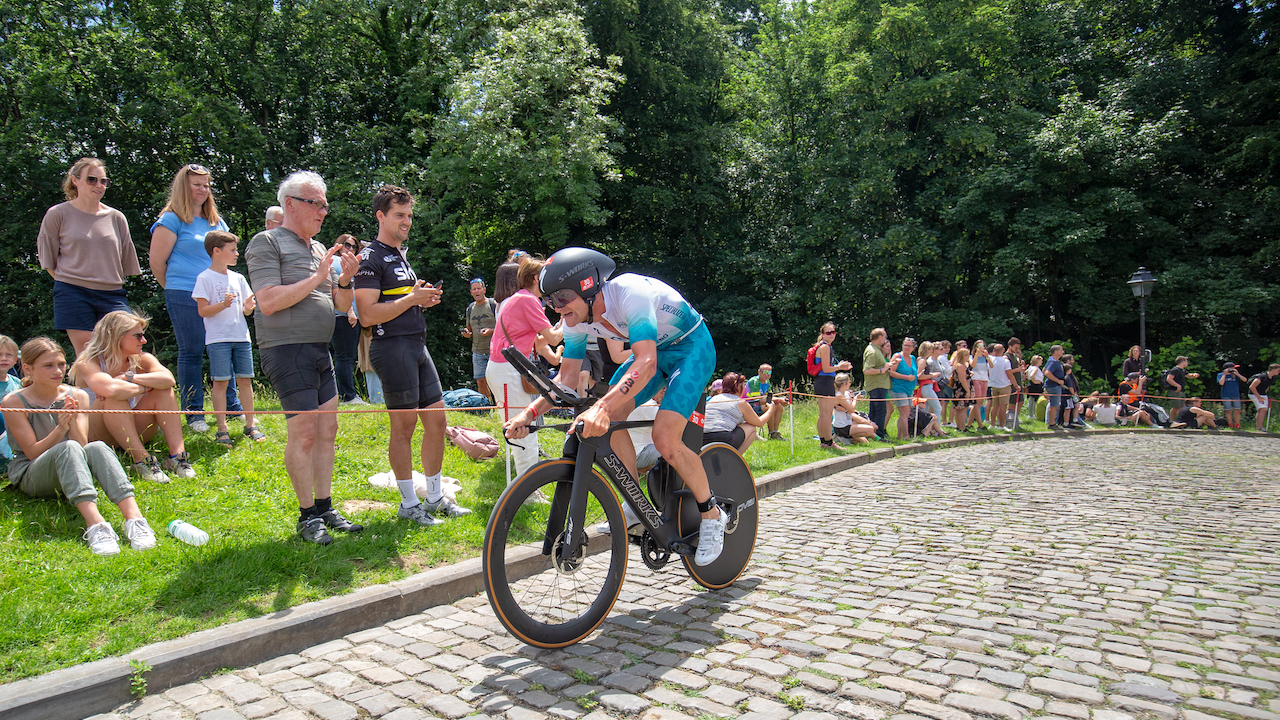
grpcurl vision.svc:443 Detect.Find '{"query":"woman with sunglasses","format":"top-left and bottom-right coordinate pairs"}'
top-left (37, 158), bottom-right (142, 357)
top-left (811, 322), bottom-right (852, 449)
top-left (149, 164), bottom-right (240, 433)
top-left (71, 311), bottom-right (193, 483)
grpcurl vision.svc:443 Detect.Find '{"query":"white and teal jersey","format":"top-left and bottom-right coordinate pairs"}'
top-left (562, 274), bottom-right (703, 360)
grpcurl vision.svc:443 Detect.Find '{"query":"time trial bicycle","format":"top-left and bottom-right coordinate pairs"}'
top-left (482, 347), bottom-right (758, 648)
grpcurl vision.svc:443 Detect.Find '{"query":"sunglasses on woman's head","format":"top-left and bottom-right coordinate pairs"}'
top-left (187, 164), bottom-right (209, 174)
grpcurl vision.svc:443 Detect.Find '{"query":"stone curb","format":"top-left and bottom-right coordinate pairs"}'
top-left (3, 426), bottom-right (1274, 720)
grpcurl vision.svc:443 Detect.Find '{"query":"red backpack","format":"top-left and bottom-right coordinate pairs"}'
top-left (806, 342), bottom-right (826, 376)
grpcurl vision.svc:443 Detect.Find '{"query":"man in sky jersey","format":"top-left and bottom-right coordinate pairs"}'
top-left (502, 247), bottom-right (725, 565)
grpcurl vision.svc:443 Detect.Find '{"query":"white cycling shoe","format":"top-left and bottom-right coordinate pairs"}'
top-left (694, 510), bottom-right (726, 566)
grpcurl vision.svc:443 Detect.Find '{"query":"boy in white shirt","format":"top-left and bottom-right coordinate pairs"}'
top-left (192, 231), bottom-right (265, 446)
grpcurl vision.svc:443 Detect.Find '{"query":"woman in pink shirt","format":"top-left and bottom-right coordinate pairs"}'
top-left (485, 253), bottom-right (563, 479)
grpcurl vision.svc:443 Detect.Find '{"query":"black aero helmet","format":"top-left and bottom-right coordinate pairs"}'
top-left (539, 247), bottom-right (616, 304)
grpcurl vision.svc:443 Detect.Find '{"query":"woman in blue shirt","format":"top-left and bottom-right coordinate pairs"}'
top-left (888, 337), bottom-right (919, 439)
top-left (148, 164), bottom-right (241, 432)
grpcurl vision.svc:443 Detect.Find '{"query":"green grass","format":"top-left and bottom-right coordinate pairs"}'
top-left (0, 393), bottom-right (1110, 682)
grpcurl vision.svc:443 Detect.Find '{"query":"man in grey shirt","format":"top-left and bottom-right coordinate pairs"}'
top-left (246, 171), bottom-right (361, 545)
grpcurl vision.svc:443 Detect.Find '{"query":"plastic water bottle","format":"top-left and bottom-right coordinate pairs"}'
top-left (167, 520), bottom-right (209, 546)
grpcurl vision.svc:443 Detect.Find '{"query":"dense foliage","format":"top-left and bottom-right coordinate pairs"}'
top-left (2, 0), bottom-right (1276, 387)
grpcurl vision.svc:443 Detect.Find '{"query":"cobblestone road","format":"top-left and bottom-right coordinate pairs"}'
top-left (101, 434), bottom-right (1280, 720)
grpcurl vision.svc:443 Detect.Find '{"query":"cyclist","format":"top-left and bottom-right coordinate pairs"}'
top-left (501, 247), bottom-right (725, 565)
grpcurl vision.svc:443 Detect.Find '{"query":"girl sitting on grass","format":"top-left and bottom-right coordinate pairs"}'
top-left (832, 373), bottom-right (878, 444)
top-left (72, 310), bottom-right (193, 483)
top-left (1, 337), bottom-right (157, 556)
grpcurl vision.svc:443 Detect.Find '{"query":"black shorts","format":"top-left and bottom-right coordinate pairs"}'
top-left (581, 347), bottom-right (605, 382)
top-left (834, 424), bottom-right (853, 438)
top-left (813, 375), bottom-right (836, 397)
top-left (704, 427), bottom-right (745, 448)
top-left (369, 335), bottom-right (443, 410)
top-left (260, 343), bottom-right (337, 416)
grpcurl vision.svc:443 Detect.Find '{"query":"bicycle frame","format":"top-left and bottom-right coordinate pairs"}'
top-left (547, 424), bottom-right (701, 567)
top-left (497, 345), bottom-right (709, 565)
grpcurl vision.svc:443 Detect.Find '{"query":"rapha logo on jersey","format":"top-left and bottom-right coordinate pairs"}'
top-left (690, 411), bottom-right (705, 427)
top-left (580, 276), bottom-right (595, 292)
top-left (383, 255), bottom-right (398, 262)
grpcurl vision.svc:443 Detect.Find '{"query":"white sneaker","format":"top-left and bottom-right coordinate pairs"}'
top-left (421, 495), bottom-right (473, 518)
top-left (84, 522), bottom-right (121, 556)
top-left (131, 456), bottom-right (170, 483)
top-left (694, 510), bottom-right (725, 566)
top-left (187, 419), bottom-right (210, 433)
top-left (124, 518), bottom-right (157, 551)
top-left (398, 502), bottom-right (443, 526)
top-left (340, 396), bottom-right (370, 405)
top-left (162, 452), bottom-right (196, 479)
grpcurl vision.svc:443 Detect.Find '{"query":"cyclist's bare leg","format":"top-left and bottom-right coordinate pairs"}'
top-left (601, 397), bottom-right (639, 480)
top-left (652, 409), bottom-right (719, 520)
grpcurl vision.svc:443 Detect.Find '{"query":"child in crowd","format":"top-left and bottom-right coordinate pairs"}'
top-left (192, 231), bottom-right (265, 446)
top-left (832, 373), bottom-right (878, 444)
top-left (0, 334), bottom-right (22, 473)
top-left (1092, 395), bottom-right (1117, 426)
top-left (2, 337), bottom-right (157, 555)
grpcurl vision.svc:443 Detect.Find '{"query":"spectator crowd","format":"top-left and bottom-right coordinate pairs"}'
top-left (3, 157), bottom-right (1278, 556)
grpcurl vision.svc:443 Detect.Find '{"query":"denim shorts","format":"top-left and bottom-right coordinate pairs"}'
top-left (260, 342), bottom-right (336, 415)
top-left (52, 281), bottom-right (131, 332)
top-left (207, 341), bottom-right (254, 381)
top-left (889, 391), bottom-right (913, 407)
top-left (471, 352), bottom-right (490, 380)
top-left (1046, 383), bottom-right (1064, 407)
top-left (1222, 398), bottom-right (1241, 410)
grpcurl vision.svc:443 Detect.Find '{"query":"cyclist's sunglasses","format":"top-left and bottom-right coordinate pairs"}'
top-left (545, 289), bottom-right (581, 310)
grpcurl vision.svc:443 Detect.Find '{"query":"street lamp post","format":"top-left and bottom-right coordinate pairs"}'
top-left (1127, 267), bottom-right (1157, 374)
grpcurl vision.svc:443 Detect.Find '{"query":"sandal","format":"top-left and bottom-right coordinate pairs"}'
top-left (244, 426), bottom-right (266, 442)
top-left (215, 430), bottom-right (234, 448)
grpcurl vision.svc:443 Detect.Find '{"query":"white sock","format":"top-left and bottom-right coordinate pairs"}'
top-left (424, 472), bottom-right (443, 504)
top-left (396, 478), bottom-right (418, 508)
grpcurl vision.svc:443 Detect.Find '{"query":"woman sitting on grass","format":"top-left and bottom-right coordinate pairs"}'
top-left (832, 373), bottom-right (878, 444)
top-left (703, 372), bottom-right (788, 453)
top-left (71, 310), bottom-right (194, 483)
top-left (1, 337), bottom-right (157, 556)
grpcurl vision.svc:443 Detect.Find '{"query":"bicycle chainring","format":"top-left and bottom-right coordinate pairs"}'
top-left (639, 531), bottom-right (671, 570)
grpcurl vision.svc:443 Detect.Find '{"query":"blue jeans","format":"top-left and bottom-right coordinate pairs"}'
top-left (331, 316), bottom-right (360, 401)
top-left (165, 290), bottom-right (241, 422)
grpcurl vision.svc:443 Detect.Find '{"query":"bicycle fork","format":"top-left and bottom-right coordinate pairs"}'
top-left (542, 434), bottom-right (597, 570)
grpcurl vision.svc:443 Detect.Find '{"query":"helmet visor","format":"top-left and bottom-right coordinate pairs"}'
top-left (546, 288), bottom-right (581, 310)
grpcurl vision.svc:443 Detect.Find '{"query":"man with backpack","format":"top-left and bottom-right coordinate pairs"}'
top-left (1248, 364), bottom-right (1280, 431)
top-left (462, 278), bottom-right (497, 401)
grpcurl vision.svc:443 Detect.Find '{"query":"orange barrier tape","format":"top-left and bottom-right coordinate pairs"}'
top-left (0, 404), bottom-right (496, 415)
